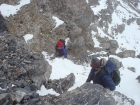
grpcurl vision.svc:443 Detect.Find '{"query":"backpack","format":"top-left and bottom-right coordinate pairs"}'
top-left (56, 39), bottom-right (65, 50)
top-left (97, 57), bottom-right (121, 86)
top-left (108, 57), bottom-right (122, 86)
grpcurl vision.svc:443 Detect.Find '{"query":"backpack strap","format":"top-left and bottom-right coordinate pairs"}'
top-left (93, 67), bottom-right (103, 81)
top-left (100, 58), bottom-right (107, 67)
top-left (97, 67), bottom-right (108, 77)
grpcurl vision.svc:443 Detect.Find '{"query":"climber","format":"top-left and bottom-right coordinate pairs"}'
top-left (55, 39), bottom-right (67, 58)
top-left (86, 57), bottom-right (116, 91)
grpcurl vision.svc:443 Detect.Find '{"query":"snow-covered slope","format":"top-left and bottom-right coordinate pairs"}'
top-left (91, 0), bottom-right (140, 55)
top-left (40, 52), bottom-right (140, 105)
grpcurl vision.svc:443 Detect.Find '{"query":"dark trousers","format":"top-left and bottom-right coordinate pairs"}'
top-left (55, 49), bottom-right (63, 57)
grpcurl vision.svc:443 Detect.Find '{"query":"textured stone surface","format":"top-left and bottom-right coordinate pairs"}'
top-left (117, 50), bottom-right (135, 58)
top-left (0, 14), bottom-right (8, 32)
top-left (37, 83), bottom-right (135, 105)
top-left (4, 0), bottom-right (95, 57)
top-left (45, 73), bottom-right (75, 94)
top-left (47, 0), bottom-right (94, 29)
top-left (88, 0), bottom-right (99, 6)
top-left (0, 0), bottom-right (20, 5)
top-left (0, 32), bottom-right (51, 90)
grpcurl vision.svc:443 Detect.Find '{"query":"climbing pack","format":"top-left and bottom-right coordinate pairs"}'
top-left (97, 57), bottom-right (122, 86)
top-left (56, 39), bottom-right (65, 50)
top-left (108, 57), bottom-right (122, 86)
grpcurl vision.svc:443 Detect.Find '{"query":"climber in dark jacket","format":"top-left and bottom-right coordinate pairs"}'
top-left (55, 39), bottom-right (67, 58)
top-left (86, 57), bottom-right (116, 91)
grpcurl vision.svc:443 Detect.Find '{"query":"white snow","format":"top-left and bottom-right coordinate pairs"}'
top-left (65, 38), bottom-right (70, 45)
top-left (115, 22), bottom-right (140, 55)
top-left (97, 27), bottom-right (112, 39)
top-left (90, 0), bottom-right (107, 15)
top-left (0, 0), bottom-right (30, 17)
top-left (37, 85), bottom-right (59, 96)
top-left (52, 16), bottom-right (64, 28)
top-left (117, 0), bottom-right (140, 17)
top-left (41, 52), bottom-right (140, 105)
top-left (91, 31), bottom-right (101, 47)
top-left (23, 34), bottom-right (33, 43)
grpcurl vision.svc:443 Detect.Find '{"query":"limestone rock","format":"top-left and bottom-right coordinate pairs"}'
top-left (4, 0), bottom-right (95, 56)
top-left (45, 73), bottom-right (75, 94)
top-left (137, 53), bottom-right (140, 58)
top-left (0, 0), bottom-right (20, 5)
top-left (37, 83), bottom-right (135, 105)
top-left (88, 0), bottom-right (100, 6)
top-left (48, 0), bottom-right (94, 29)
top-left (136, 18), bottom-right (140, 25)
top-left (0, 14), bottom-right (8, 32)
top-left (127, 67), bottom-right (136, 72)
top-left (0, 32), bottom-right (51, 90)
top-left (0, 93), bottom-right (12, 105)
top-left (117, 50), bottom-right (135, 58)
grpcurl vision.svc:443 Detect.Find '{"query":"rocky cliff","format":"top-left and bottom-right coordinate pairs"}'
top-left (2, 0), bottom-right (96, 57)
top-left (3, 0), bottom-right (138, 60)
top-left (0, 0), bottom-right (139, 104)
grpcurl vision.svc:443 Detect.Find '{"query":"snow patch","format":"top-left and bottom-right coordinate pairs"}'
top-left (23, 34), bottom-right (33, 43)
top-left (37, 85), bottom-right (59, 96)
top-left (92, 31), bottom-right (101, 48)
top-left (90, 0), bottom-right (107, 15)
top-left (52, 16), bottom-right (64, 28)
top-left (0, 0), bottom-right (30, 17)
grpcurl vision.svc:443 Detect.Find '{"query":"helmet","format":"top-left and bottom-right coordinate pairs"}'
top-left (90, 57), bottom-right (101, 68)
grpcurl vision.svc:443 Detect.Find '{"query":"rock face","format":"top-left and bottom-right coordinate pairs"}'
top-left (44, 73), bottom-right (75, 94)
top-left (5, 2), bottom-right (56, 53)
top-left (0, 14), bottom-right (8, 32)
top-left (47, 0), bottom-right (94, 29)
top-left (0, 0), bottom-right (20, 5)
top-left (89, 0), bottom-right (100, 6)
top-left (2, 0), bottom-right (139, 59)
top-left (37, 83), bottom-right (135, 105)
top-left (117, 50), bottom-right (135, 58)
top-left (0, 93), bottom-right (12, 105)
top-left (0, 32), bottom-right (51, 90)
top-left (0, 31), bottom-right (52, 104)
top-left (4, 0), bottom-right (95, 57)
top-left (136, 18), bottom-right (140, 25)
top-left (0, 32), bottom-right (134, 105)
top-left (97, 37), bottom-right (119, 54)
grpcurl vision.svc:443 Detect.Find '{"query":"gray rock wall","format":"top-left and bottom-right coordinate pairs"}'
top-left (0, 32), bottom-right (51, 90)
top-left (0, 0), bottom-right (20, 5)
top-left (4, 0), bottom-right (95, 57)
top-left (37, 83), bottom-right (135, 105)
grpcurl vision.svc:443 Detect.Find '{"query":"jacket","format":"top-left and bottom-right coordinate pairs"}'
top-left (56, 40), bottom-right (67, 58)
top-left (86, 61), bottom-right (116, 91)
